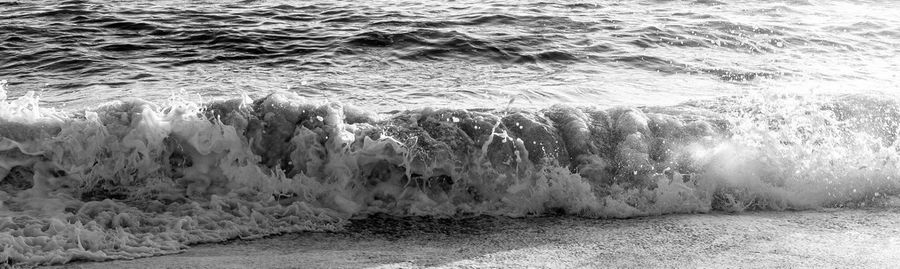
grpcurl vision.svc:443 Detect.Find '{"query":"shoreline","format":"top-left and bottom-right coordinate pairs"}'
top-left (53, 206), bottom-right (900, 268)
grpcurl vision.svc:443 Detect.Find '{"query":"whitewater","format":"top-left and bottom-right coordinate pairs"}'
top-left (1, 0), bottom-right (899, 266)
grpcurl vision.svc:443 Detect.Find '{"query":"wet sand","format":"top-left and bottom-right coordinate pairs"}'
top-left (53, 207), bottom-right (900, 269)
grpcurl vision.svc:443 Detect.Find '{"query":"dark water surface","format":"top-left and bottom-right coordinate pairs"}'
top-left (2, 0), bottom-right (898, 109)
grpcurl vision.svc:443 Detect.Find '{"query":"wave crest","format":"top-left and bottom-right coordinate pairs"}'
top-left (0, 82), bottom-right (898, 265)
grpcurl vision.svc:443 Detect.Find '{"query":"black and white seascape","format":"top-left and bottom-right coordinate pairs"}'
top-left (1, 0), bottom-right (899, 267)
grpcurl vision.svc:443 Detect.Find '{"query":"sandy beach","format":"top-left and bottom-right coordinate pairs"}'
top-left (49, 205), bottom-right (900, 269)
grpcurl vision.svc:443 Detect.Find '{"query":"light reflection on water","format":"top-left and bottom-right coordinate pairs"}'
top-left (0, 0), bottom-right (897, 111)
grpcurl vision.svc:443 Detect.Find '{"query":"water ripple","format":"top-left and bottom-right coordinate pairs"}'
top-left (0, 0), bottom-right (897, 109)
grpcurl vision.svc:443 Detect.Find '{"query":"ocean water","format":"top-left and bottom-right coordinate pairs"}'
top-left (1, 0), bottom-right (899, 265)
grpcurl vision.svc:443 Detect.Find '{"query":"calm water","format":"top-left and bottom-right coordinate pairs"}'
top-left (2, 0), bottom-right (898, 110)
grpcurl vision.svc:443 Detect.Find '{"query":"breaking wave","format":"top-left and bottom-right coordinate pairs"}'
top-left (1, 80), bottom-right (899, 265)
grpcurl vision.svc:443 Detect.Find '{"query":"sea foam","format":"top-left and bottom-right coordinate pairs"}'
top-left (1, 81), bottom-right (898, 265)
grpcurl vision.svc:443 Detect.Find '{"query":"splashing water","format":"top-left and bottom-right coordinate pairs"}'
top-left (1, 80), bottom-right (899, 265)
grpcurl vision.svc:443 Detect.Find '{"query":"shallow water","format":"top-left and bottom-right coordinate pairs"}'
top-left (54, 209), bottom-right (900, 268)
top-left (1, 0), bottom-right (899, 266)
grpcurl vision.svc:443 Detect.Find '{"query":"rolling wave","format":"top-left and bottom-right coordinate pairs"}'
top-left (1, 81), bottom-right (899, 265)
top-left (2, 0), bottom-right (900, 265)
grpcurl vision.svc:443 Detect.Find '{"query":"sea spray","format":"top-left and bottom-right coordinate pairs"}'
top-left (0, 84), bottom-right (899, 265)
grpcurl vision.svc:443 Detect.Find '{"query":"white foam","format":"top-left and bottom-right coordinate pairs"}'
top-left (0, 88), bottom-right (898, 265)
